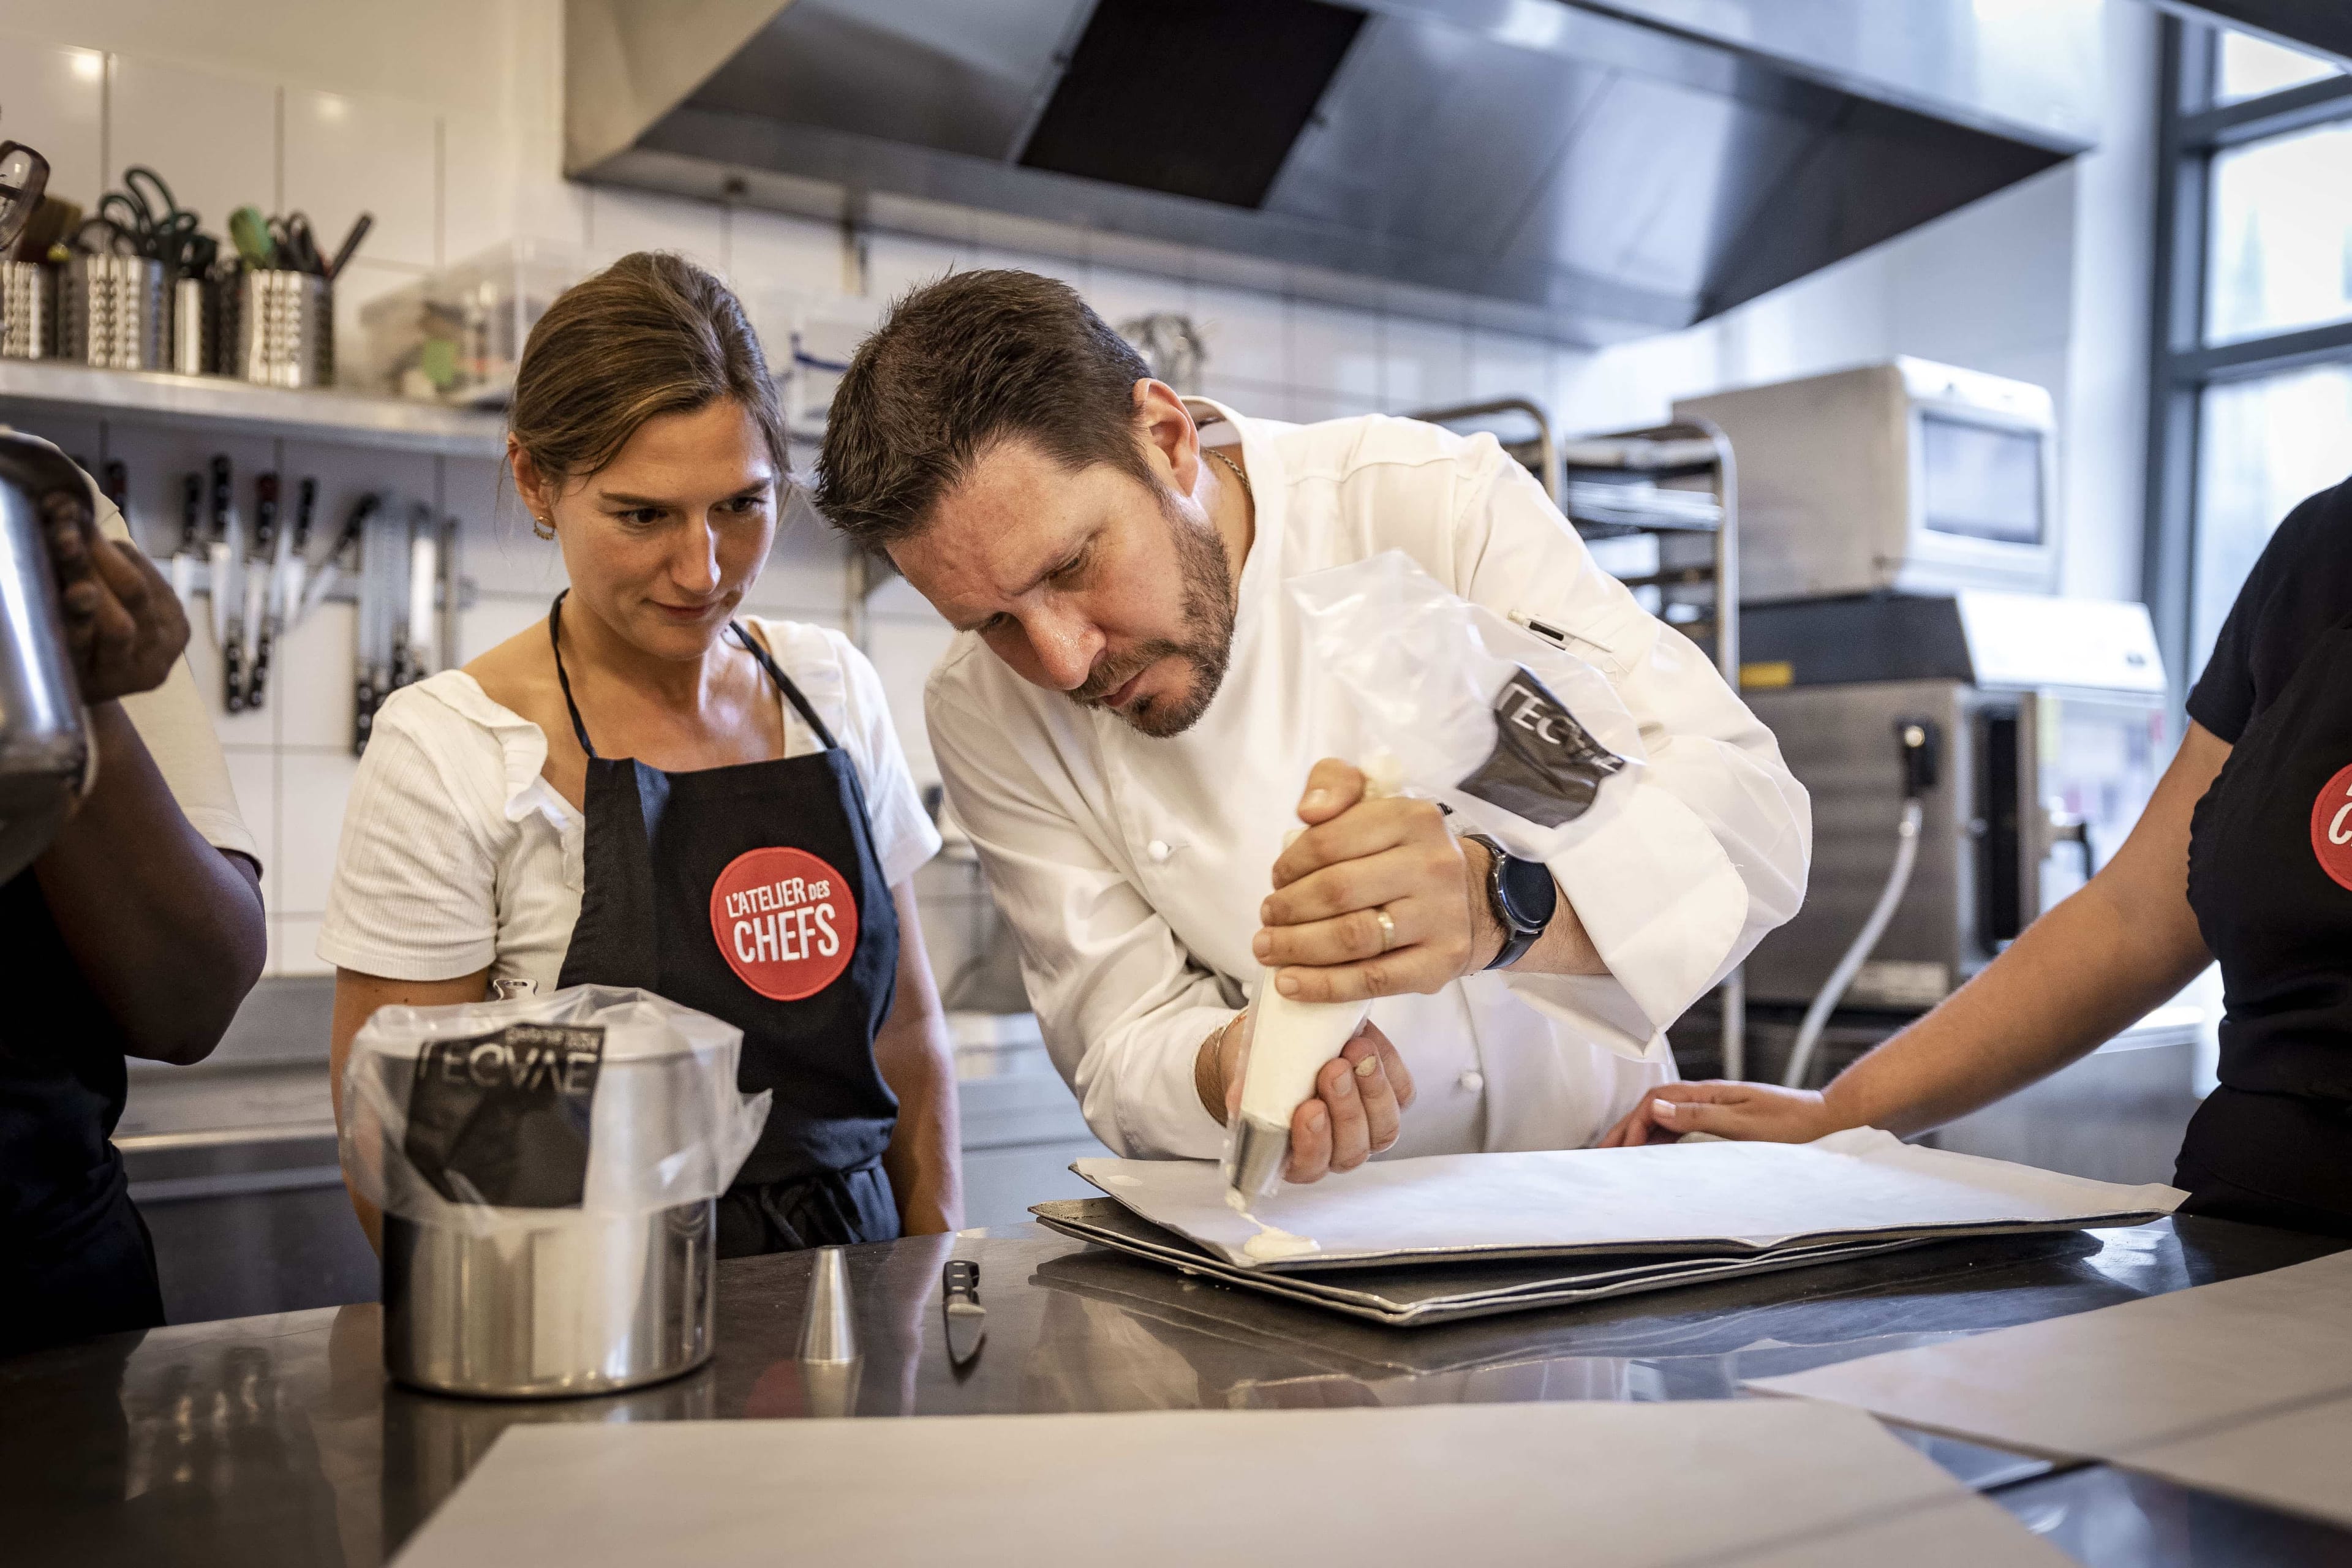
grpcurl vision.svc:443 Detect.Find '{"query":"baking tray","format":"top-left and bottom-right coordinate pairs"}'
top-left (1031, 1197), bottom-right (1931, 1326)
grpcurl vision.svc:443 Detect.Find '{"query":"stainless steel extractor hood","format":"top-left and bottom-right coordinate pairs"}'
top-left (567, 0), bottom-right (2104, 345)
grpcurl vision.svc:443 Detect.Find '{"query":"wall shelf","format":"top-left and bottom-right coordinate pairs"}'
top-left (0, 360), bottom-right (506, 458)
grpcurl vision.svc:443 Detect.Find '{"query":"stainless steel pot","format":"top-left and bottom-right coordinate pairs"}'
top-left (0, 434), bottom-right (92, 884)
top-left (383, 1199), bottom-right (716, 1398)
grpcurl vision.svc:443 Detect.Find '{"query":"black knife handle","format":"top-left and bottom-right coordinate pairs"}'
top-left (208, 454), bottom-right (231, 534)
top-left (248, 630), bottom-right (271, 711)
top-left (943, 1259), bottom-right (979, 1302)
top-left (293, 477), bottom-right (318, 549)
top-left (224, 635), bottom-right (244, 714)
top-left (253, 472), bottom-right (278, 556)
top-left (179, 473), bottom-right (202, 551)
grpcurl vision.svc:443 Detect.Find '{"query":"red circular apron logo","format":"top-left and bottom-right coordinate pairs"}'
top-left (2312, 762), bottom-right (2352, 892)
top-left (709, 847), bottom-right (858, 1000)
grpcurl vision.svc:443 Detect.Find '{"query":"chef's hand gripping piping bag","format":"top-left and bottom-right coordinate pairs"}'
top-left (1221, 551), bottom-right (1648, 1213)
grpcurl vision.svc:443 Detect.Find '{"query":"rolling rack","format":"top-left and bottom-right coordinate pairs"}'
top-left (1409, 398), bottom-right (1747, 1079)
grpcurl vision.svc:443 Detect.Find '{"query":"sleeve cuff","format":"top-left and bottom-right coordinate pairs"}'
top-left (1079, 1001), bottom-right (1236, 1160)
top-left (315, 932), bottom-right (497, 982)
top-left (1520, 775), bottom-right (1748, 1046)
top-left (881, 815), bottom-right (943, 888)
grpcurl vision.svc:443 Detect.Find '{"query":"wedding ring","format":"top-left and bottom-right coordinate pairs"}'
top-left (1375, 907), bottom-right (1398, 952)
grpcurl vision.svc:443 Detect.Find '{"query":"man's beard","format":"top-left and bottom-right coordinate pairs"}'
top-left (1072, 490), bottom-right (1236, 739)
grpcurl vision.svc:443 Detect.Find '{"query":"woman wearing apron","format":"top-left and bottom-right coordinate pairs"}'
top-left (323, 253), bottom-right (960, 1251)
top-left (1603, 475), bottom-right (2352, 1238)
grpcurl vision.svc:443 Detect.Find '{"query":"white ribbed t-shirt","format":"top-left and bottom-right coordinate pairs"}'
top-left (317, 618), bottom-right (940, 990)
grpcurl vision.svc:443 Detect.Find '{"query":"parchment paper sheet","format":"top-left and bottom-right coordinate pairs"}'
top-left (1076, 1128), bottom-right (2183, 1270)
top-left (1746, 1248), bottom-right (2352, 1528)
top-left (391, 1401), bottom-right (2071, 1568)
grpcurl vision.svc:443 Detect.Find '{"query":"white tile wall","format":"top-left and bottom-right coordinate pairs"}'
top-left (0, 37), bottom-right (106, 207)
top-left (105, 55), bottom-right (277, 230)
top-left (282, 87), bottom-right (438, 270)
top-left (587, 184), bottom-right (725, 273)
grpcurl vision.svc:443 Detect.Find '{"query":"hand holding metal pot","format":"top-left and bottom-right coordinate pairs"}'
top-left (41, 484), bottom-right (189, 703)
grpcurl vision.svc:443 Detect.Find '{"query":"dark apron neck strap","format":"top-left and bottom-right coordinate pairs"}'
top-left (731, 621), bottom-right (840, 752)
top-left (548, 590), bottom-right (599, 760)
top-left (546, 590), bottom-right (841, 759)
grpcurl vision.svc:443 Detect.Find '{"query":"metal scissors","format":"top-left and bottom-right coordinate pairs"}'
top-left (268, 213), bottom-right (325, 276)
top-left (0, 141), bottom-right (51, 256)
top-left (96, 165), bottom-right (216, 276)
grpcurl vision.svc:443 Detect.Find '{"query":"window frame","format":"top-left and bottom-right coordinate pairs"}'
top-left (2143, 17), bottom-right (2352, 702)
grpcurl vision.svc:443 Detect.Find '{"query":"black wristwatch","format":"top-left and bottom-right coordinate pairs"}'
top-left (1462, 832), bottom-right (1557, 971)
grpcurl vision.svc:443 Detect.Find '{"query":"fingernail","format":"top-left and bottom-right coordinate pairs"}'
top-left (1259, 899), bottom-right (1272, 923)
top-left (1301, 789), bottom-right (1331, 813)
top-left (1276, 972), bottom-right (1300, 997)
top-left (1306, 1103), bottom-right (1327, 1131)
top-left (1252, 932), bottom-right (1271, 960)
top-left (1355, 1056), bottom-right (1378, 1078)
top-left (1652, 1099), bottom-right (1676, 1118)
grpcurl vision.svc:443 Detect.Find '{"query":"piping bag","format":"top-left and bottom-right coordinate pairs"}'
top-left (1222, 755), bottom-right (1401, 1212)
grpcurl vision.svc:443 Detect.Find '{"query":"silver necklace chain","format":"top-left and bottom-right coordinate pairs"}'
top-left (1205, 446), bottom-right (1253, 503)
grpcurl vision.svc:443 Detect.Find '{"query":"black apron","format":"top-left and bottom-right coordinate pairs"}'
top-left (2180, 611), bottom-right (2352, 1237)
top-left (0, 870), bottom-right (167, 1355)
top-left (548, 594), bottom-right (902, 1256)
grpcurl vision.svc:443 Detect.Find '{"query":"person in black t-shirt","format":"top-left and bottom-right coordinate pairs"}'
top-left (1597, 476), bottom-right (2352, 1238)
top-left (0, 451), bottom-right (268, 1355)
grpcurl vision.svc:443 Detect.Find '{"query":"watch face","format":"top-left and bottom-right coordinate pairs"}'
top-left (1498, 853), bottom-right (1558, 930)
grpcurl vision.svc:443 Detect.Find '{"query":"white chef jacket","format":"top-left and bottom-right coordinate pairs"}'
top-left (926, 401), bottom-right (1810, 1161)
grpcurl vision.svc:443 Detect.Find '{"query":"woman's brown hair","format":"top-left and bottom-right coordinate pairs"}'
top-left (508, 251), bottom-right (788, 486)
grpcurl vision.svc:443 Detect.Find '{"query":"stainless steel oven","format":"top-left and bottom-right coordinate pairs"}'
top-left (1738, 593), bottom-right (2168, 1009)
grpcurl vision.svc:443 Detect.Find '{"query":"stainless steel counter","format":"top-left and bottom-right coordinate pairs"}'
top-left (4, 1217), bottom-right (2346, 1566)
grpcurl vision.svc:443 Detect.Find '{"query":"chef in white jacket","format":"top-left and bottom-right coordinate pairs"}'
top-left (815, 270), bottom-right (1810, 1178)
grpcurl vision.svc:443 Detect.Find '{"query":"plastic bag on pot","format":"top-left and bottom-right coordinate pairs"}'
top-left (1287, 551), bottom-right (1647, 862)
top-left (340, 984), bottom-right (769, 1234)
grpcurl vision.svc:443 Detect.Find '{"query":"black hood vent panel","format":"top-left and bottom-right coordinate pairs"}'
top-left (1017, 0), bottom-right (1366, 209)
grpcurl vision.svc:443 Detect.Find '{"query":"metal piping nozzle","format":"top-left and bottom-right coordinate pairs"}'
top-left (1223, 1112), bottom-right (1291, 1211)
top-left (797, 1246), bottom-right (858, 1365)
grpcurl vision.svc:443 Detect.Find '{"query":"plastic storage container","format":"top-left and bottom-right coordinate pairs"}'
top-left (359, 239), bottom-right (584, 406)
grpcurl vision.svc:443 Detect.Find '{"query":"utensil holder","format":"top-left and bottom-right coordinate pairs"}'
top-left (62, 255), bottom-right (170, 370)
top-left (234, 268), bottom-right (332, 388)
top-left (171, 274), bottom-right (214, 377)
top-left (0, 262), bottom-right (56, 360)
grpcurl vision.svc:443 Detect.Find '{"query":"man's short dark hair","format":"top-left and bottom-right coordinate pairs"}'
top-left (815, 270), bottom-right (1157, 546)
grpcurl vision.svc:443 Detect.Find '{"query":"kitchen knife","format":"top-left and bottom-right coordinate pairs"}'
top-left (301, 490), bottom-right (377, 628)
top-left (942, 1259), bottom-right (985, 1366)
top-left (169, 472), bottom-right (203, 605)
top-left (405, 510), bottom-right (439, 682)
top-left (206, 455), bottom-right (239, 704)
top-left (241, 473), bottom-right (279, 711)
top-left (280, 475), bottom-right (317, 630)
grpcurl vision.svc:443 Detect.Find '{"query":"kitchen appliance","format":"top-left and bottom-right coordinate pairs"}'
top-left (1675, 360), bottom-right (2059, 603)
top-left (1738, 591), bottom-right (2169, 1012)
top-left (565, 0), bottom-right (2098, 348)
top-left (0, 434), bottom-right (91, 884)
